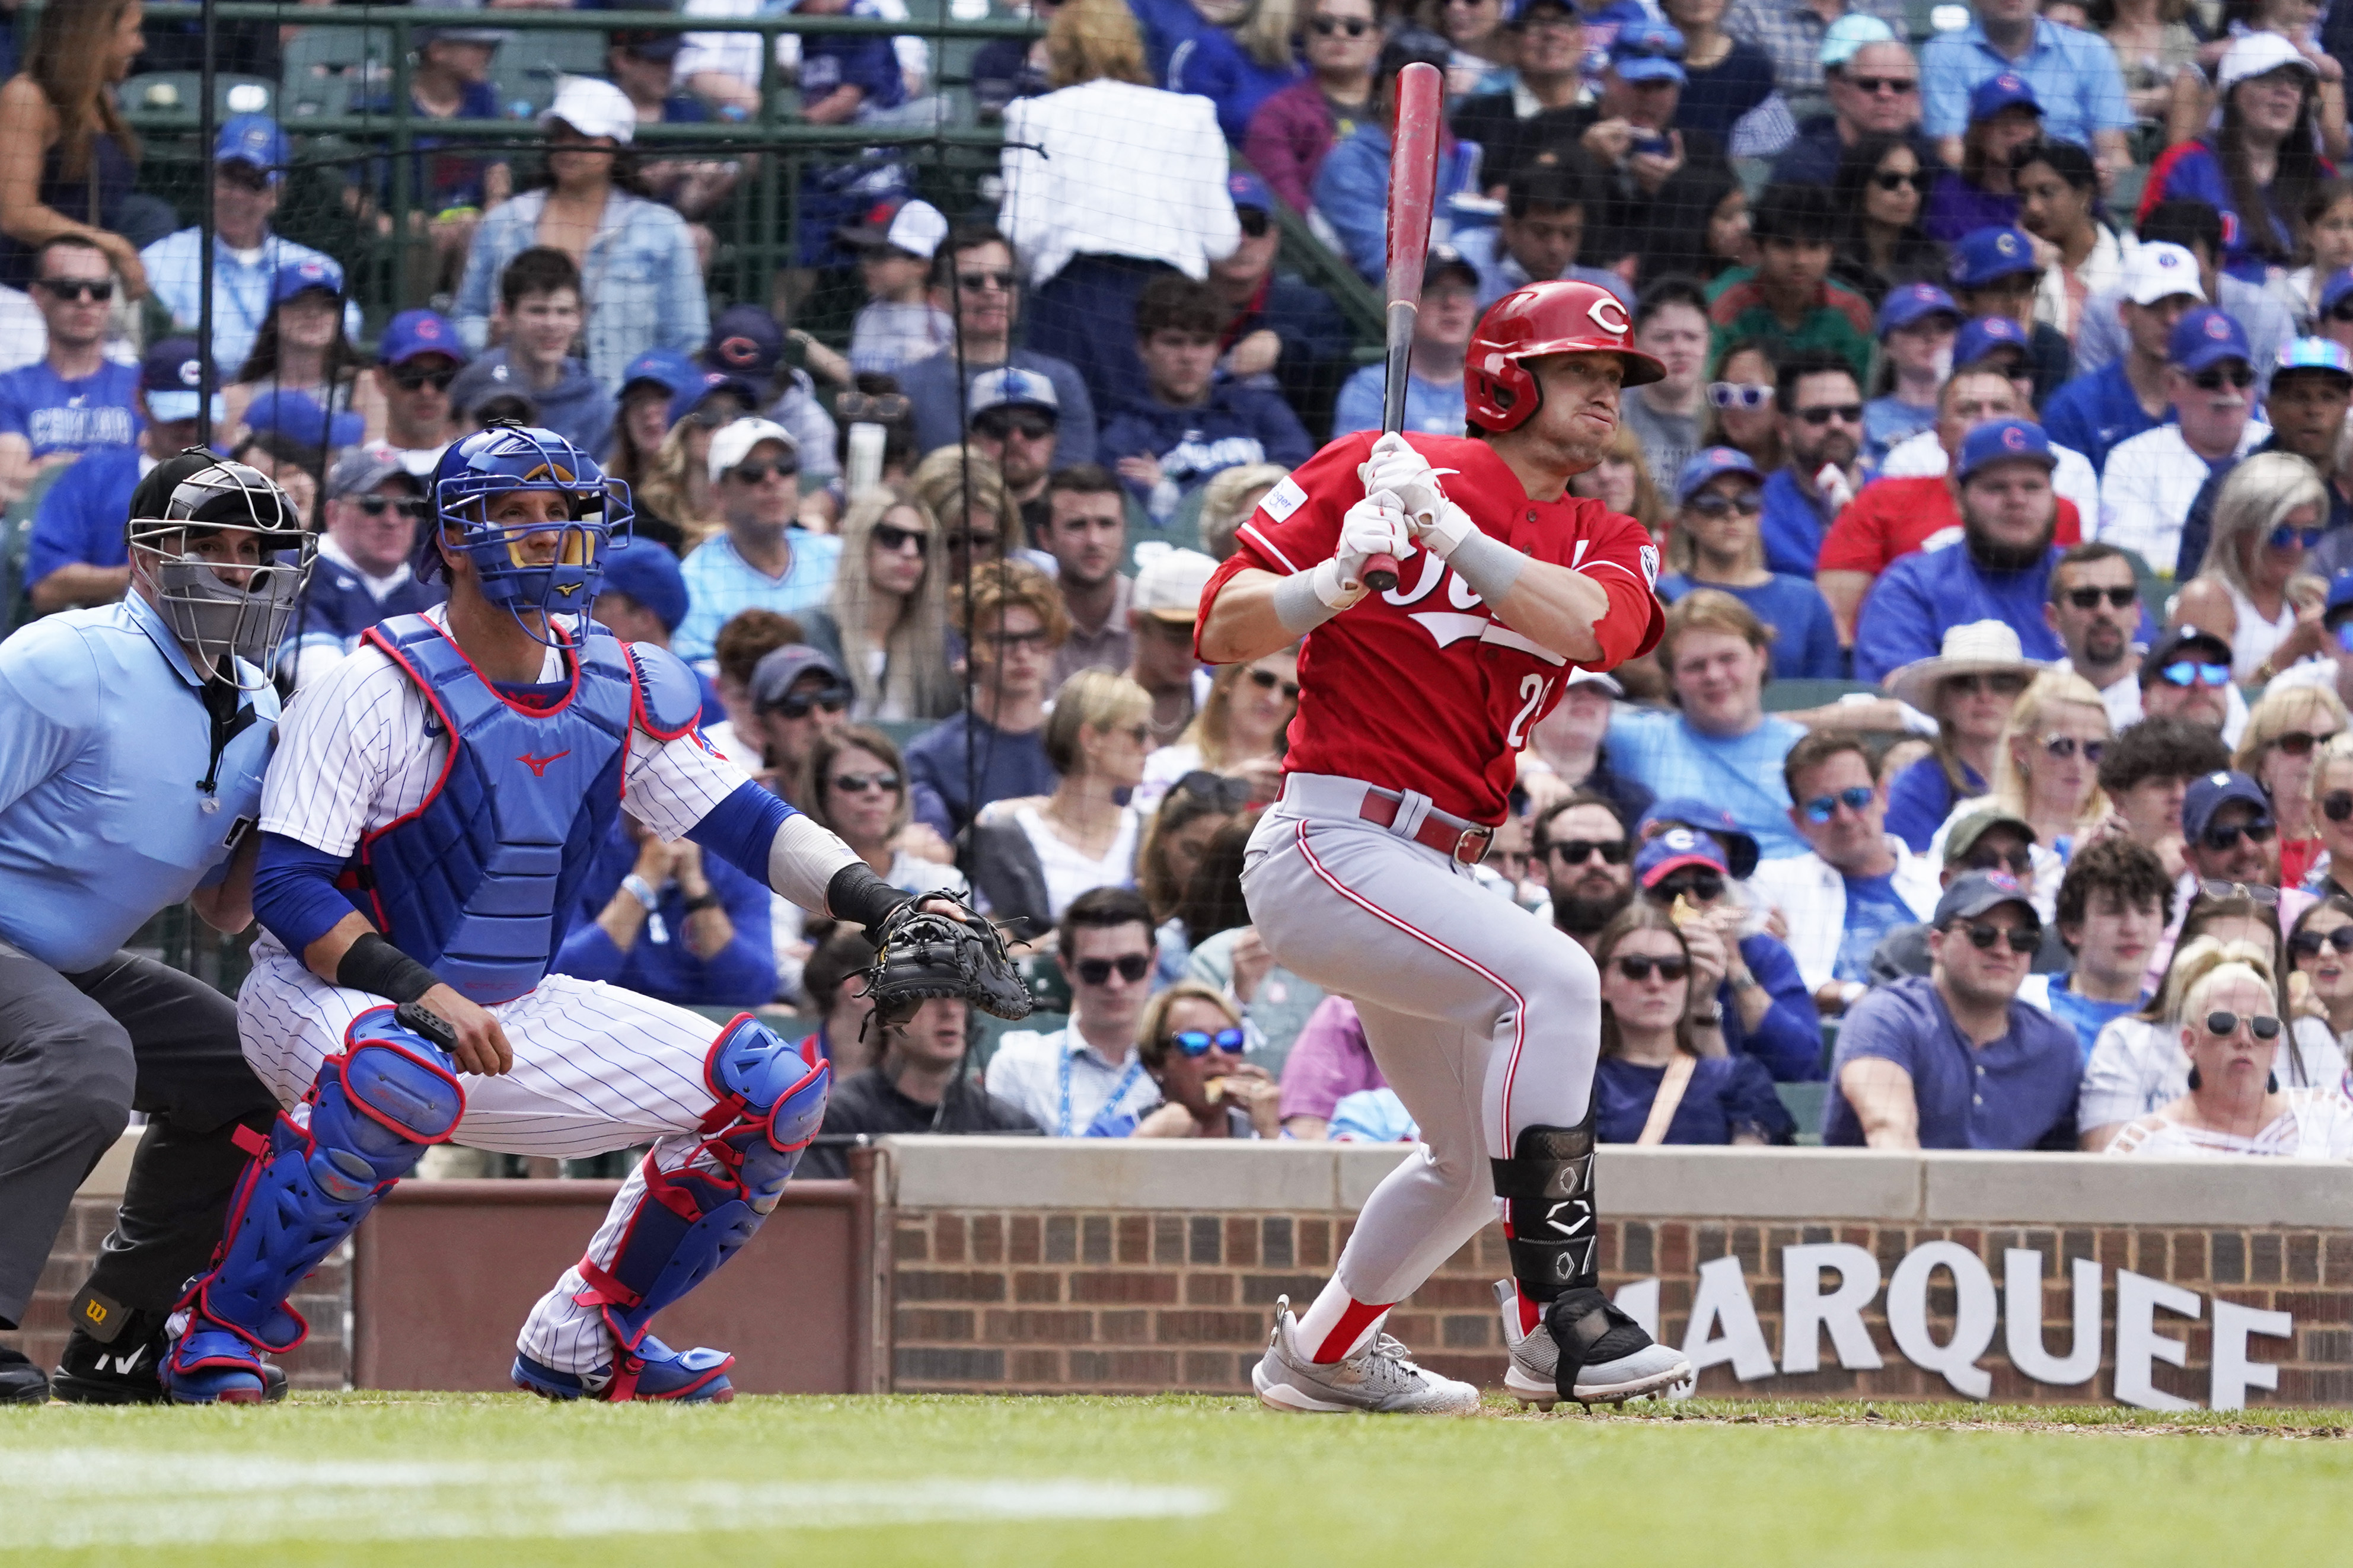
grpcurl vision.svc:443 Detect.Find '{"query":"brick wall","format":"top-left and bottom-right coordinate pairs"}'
top-left (1, 1196), bottom-right (349, 1392)
top-left (889, 1211), bottom-right (2353, 1405)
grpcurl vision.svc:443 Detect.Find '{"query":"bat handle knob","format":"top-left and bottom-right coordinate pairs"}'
top-left (1363, 554), bottom-right (1399, 594)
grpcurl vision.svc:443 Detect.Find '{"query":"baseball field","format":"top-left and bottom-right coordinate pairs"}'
top-left (9, 1393), bottom-right (2353, 1564)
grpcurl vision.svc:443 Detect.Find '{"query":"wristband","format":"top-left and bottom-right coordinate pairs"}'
top-left (1273, 560), bottom-right (1363, 634)
top-left (682, 892), bottom-right (722, 914)
top-left (621, 874), bottom-right (661, 912)
top-left (336, 931), bottom-right (439, 1005)
top-left (1443, 525), bottom-right (1530, 606)
top-left (827, 860), bottom-right (915, 930)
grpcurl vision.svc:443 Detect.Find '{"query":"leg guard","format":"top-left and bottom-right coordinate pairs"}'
top-left (557, 1014), bottom-right (827, 1401)
top-left (161, 1007), bottom-right (462, 1404)
top-left (1490, 1117), bottom-right (1599, 1304)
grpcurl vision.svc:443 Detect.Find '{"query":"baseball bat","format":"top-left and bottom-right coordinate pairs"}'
top-left (1366, 58), bottom-right (1445, 595)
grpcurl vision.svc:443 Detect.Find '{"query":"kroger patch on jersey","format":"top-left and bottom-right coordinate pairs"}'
top-left (1258, 474), bottom-right (1306, 523)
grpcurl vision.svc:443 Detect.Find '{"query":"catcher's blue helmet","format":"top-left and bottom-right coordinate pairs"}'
top-left (420, 421), bottom-right (633, 643)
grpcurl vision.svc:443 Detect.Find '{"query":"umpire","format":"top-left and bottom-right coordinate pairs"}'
top-left (0, 452), bottom-right (311, 1403)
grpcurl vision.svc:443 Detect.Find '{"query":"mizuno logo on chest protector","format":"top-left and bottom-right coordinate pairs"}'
top-left (518, 750), bottom-right (573, 777)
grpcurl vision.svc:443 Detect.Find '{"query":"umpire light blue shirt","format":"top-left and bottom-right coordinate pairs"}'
top-left (0, 592), bottom-right (278, 972)
top-left (1920, 18), bottom-right (2134, 151)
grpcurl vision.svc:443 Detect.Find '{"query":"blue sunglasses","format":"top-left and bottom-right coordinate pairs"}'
top-left (2269, 525), bottom-right (2326, 551)
top-left (2160, 660), bottom-right (2232, 688)
top-left (1802, 785), bottom-right (1874, 823)
top-left (1171, 1027), bottom-right (1246, 1057)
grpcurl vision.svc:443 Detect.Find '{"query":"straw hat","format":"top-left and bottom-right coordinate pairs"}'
top-left (1885, 620), bottom-right (2040, 714)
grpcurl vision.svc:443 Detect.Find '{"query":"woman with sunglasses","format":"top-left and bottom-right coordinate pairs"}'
top-left (2287, 893), bottom-right (2353, 1037)
top-left (1654, 447), bottom-right (1839, 679)
top-left (1098, 982), bottom-right (1283, 1138)
top-left (1566, 420), bottom-right (1667, 538)
top-left (799, 486), bottom-right (958, 722)
top-left (1831, 135), bottom-right (1947, 308)
top-left (804, 724), bottom-right (971, 903)
top-left (2104, 957), bottom-right (2353, 1155)
top-left (1698, 339), bottom-right (1783, 476)
top-left (2303, 733), bottom-right (2353, 896)
top-left (2172, 452), bottom-right (2332, 684)
top-left (1882, 621), bottom-right (2038, 852)
top-left (2236, 683), bottom-right (2349, 885)
top-left (1935, 669), bottom-right (2112, 916)
top-left (1634, 829), bottom-right (1822, 1082)
top-left (2141, 35), bottom-right (2329, 284)
top-left (1588, 904), bottom-right (1794, 1145)
top-left (968, 668), bottom-right (1153, 941)
top-left (1136, 647), bottom-right (1301, 815)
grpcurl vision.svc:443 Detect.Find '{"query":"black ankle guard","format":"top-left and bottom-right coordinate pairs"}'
top-left (1488, 1117), bottom-right (1598, 1303)
top-left (1546, 1286), bottom-right (1656, 1402)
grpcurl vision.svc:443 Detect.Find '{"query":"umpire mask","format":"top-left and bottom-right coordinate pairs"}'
top-left (126, 453), bottom-right (315, 691)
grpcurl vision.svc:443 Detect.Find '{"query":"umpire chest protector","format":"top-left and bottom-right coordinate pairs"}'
top-left (343, 615), bottom-right (698, 1004)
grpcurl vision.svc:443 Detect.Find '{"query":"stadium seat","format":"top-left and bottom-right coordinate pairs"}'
top-left (116, 71), bottom-right (279, 123)
top-left (1761, 677), bottom-right (1885, 713)
top-left (1775, 1080), bottom-right (1826, 1146)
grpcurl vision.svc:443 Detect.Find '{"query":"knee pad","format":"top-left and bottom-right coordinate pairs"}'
top-left (1489, 1117), bottom-right (1598, 1302)
top-left (575, 1015), bottom-right (830, 1350)
top-left (180, 1007), bottom-right (463, 1351)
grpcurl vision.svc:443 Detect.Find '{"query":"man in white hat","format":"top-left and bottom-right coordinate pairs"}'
top-left (674, 418), bottom-right (843, 662)
top-left (1125, 548), bottom-right (1218, 746)
top-left (2040, 241), bottom-right (2203, 479)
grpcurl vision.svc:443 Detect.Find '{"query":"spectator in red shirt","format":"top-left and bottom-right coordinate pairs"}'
top-left (1239, 0), bottom-right (1379, 213)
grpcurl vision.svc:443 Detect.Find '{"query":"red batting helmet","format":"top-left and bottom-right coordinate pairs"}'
top-left (1464, 280), bottom-right (1666, 433)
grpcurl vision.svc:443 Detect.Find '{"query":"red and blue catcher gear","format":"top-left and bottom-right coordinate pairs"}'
top-left (514, 1015), bottom-right (828, 1403)
top-left (161, 1006), bottom-right (463, 1404)
top-left (419, 421), bottom-right (633, 646)
top-left (1464, 280), bottom-right (1667, 433)
top-left (342, 615), bottom-right (702, 1005)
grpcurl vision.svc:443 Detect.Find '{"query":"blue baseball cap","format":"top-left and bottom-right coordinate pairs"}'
top-left (702, 303), bottom-right (785, 381)
top-left (1674, 446), bottom-right (1764, 506)
top-left (2323, 267), bottom-right (2353, 318)
top-left (1227, 170), bottom-right (1273, 213)
top-left (1968, 72), bottom-right (2042, 122)
top-left (2276, 336), bottom-right (2353, 384)
top-left (596, 541), bottom-right (690, 634)
top-left (1933, 869), bottom-right (2038, 928)
top-left (140, 336), bottom-right (223, 424)
top-left (1949, 226), bottom-right (2039, 289)
top-left (213, 113), bottom-right (288, 181)
top-left (244, 387), bottom-right (364, 451)
top-left (1635, 826), bottom-right (1727, 889)
top-left (272, 254), bottom-right (343, 304)
top-left (1877, 282), bottom-right (1962, 338)
top-left (1609, 17), bottom-right (1686, 83)
top-left (2169, 305), bottom-right (2253, 373)
top-left (1954, 314), bottom-right (2031, 370)
top-left (2182, 770), bottom-right (2272, 847)
top-left (1954, 417), bottom-right (2057, 483)
top-left (668, 368), bottom-right (760, 428)
top-left (1636, 797), bottom-right (1759, 879)
top-left (1506, 0), bottom-right (1582, 25)
top-left (620, 345), bottom-right (700, 401)
top-left (378, 308), bottom-right (465, 369)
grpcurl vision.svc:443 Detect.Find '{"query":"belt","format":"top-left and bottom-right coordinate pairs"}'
top-left (1357, 787), bottom-right (1494, 867)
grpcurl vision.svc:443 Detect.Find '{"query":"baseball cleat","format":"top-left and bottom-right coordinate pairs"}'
top-left (53, 1316), bottom-right (286, 1406)
top-left (1250, 1295), bottom-right (1480, 1415)
top-left (512, 1337), bottom-right (736, 1403)
top-left (160, 1310), bottom-right (292, 1406)
top-left (0, 1346), bottom-right (47, 1405)
top-left (1497, 1280), bottom-right (1692, 1409)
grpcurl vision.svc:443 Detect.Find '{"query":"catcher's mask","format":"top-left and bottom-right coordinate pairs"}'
top-left (125, 451), bottom-right (314, 692)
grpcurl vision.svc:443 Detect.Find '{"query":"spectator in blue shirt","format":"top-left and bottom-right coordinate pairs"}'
top-left (23, 336), bottom-right (216, 615)
top-left (1099, 276), bottom-right (1313, 523)
top-left (369, 308), bottom-right (468, 474)
top-left (906, 560), bottom-right (1067, 837)
top-left (1313, 30), bottom-right (1481, 283)
top-left (790, 0), bottom-right (914, 269)
top-left (1825, 868), bottom-right (2080, 1147)
top-left (1587, 902), bottom-right (1797, 1142)
top-left (1863, 282), bottom-right (1962, 464)
top-left (1655, 445), bottom-right (1841, 677)
top-left (1854, 418), bottom-right (2069, 682)
top-left (445, 247), bottom-right (616, 459)
top-left (1450, 162), bottom-right (1635, 315)
top-left (1147, 0), bottom-right (1308, 143)
top-left (0, 235), bottom-right (138, 503)
top-left (1919, 0), bottom-right (2134, 176)
top-left (2022, 834), bottom-right (2170, 1064)
top-left (898, 224), bottom-right (1098, 463)
top-left (1608, 589), bottom-right (1812, 860)
top-left (1755, 347), bottom-right (1865, 577)
top-left (1947, 224), bottom-right (2073, 408)
top-left (555, 813), bottom-right (775, 1007)
top-left (1633, 826), bottom-right (1825, 1082)
top-left (285, 443), bottom-right (446, 689)
top-left (1332, 248), bottom-right (1477, 437)
top-left (2039, 240), bottom-right (2198, 477)
top-left (674, 417), bottom-right (844, 661)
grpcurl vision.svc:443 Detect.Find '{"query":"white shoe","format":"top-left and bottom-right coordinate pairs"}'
top-left (1496, 1280), bottom-right (1692, 1409)
top-left (1250, 1295), bottom-right (1481, 1415)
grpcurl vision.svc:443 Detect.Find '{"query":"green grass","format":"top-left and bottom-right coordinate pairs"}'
top-left (9, 1394), bottom-right (2353, 1566)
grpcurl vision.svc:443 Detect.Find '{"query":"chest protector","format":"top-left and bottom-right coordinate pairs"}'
top-left (344, 615), bottom-right (640, 1005)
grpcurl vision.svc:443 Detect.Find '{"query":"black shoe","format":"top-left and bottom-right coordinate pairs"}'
top-left (0, 1344), bottom-right (48, 1404)
top-left (50, 1320), bottom-right (288, 1406)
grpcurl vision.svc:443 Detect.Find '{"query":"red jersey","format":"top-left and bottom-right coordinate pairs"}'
top-left (1200, 430), bottom-right (1663, 825)
top-left (1818, 474), bottom-right (2081, 576)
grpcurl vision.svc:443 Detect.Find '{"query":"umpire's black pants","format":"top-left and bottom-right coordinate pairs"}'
top-left (0, 938), bottom-right (276, 1334)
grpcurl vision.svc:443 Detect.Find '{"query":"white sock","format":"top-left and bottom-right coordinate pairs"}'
top-left (1293, 1278), bottom-right (1391, 1364)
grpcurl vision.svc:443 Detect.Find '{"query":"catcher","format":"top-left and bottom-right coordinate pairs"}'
top-left (160, 423), bottom-right (1025, 1405)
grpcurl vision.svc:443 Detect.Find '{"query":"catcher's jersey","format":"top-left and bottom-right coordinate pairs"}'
top-left (262, 605), bottom-right (745, 860)
top-left (1204, 430), bottom-right (1663, 826)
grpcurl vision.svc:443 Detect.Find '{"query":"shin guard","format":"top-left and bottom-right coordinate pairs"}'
top-left (162, 1007), bottom-right (463, 1401)
top-left (1490, 1116), bottom-right (1599, 1304)
top-left (568, 1015), bottom-right (828, 1397)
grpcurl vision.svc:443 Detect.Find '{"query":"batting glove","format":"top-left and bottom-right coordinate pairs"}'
top-left (1316, 492), bottom-right (1415, 604)
top-left (1359, 432), bottom-right (1455, 529)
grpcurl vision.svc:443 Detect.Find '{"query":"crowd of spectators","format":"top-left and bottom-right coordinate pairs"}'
top-left (17, 0), bottom-right (2353, 1167)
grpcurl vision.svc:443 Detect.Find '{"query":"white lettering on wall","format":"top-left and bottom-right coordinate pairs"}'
top-left (2114, 1269), bottom-right (2202, 1412)
top-left (1682, 1255), bottom-right (1777, 1383)
top-left (1781, 1244), bottom-right (1883, 1375)
top-left (2210, 1299), bottom-right (2293, 1411)
top-left (1886, 1243), bottom-right (1998, 1399)
top-left (2003, 1250), bottom-right (2101, 1387)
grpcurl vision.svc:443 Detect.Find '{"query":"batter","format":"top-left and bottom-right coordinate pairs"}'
top-left (1196, 280), bottom-right (1695, 1413)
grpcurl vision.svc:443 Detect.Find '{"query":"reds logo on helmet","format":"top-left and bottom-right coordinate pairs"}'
top-left (1463, 281), bottom-right (1665, 433)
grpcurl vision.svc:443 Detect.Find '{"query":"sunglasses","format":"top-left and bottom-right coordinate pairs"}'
top-left (1796, 403), bottom-right (1864, 426)
top-left (2201, 1009), bottom-right (2283, 1040)
top-left (945, 529), bottom-right (1003, 555)
top-left (1075, 953), bottom-right (1153, 985)
top-left (1308, 14), bottom-right (1374, 34)
top-left (976, 410), bottom-right (1056, 442)
top-left (2270, 525), bottom-right (2325, 551)
top-left (2191, 366), bottom-right (2255, 392)
top-left (1175, 769), bottom-right (1253, 810)
top-left (2198, 878), bottom-right (2282, 905)
top-left (1169, 1027), bottom-right (1248, 1057)
top-left (2291, 926), bottom-right (2353, 958)
top-left (980, 627), bottom-right (1048, 650)
top-left (1871, 169), bottom-right (1926, 191)
top-left (2326, 789), bottom-right (2353, 822)
top-left (2333, 300), bottom-right (2353, 325)
top-left (838, 391), bottom-right (911, 423)
top-left (1945, 672), bottom-right (2029, 698)
top-left (1654, 871), bottom-right (1726, 903)
top-left (728, 459), bottom-right (798, 485)
top-left (1957, 921), bottom-right (2040, 953)
top-left (352, 495), bottom-right (428, 519)
top-left (2062, 585), bottom-right (2137, 611)
top-left (771, 688), bottom-right (851, 719)
top-left (389, 365), bottom-right (458, 392)
top-left (1851, 76), bottom-right (1920, 97)
top-left (1614, 954), bottom-right (1689, 982)
top-left (1617, 39), bottom-right (1684, 60)
top-left (38, 277), bottom-right (116, 303)
top-left (1803, 785), bottom-right (1874, 823)
top-left (2272, 729), bottom-right (2338, 756)
top-left (687, 405), bottom-right (741, 430)
top-left (1247, 666), bottom-right (1302, 699)
top-left (872, 521), bottom-right (927, 553)
top-left (2201, 817), bottom-right (2277, 851)
top-left (1707, 382), bottom-right (1773, 410)
top-left (1959, 845), bottom-right (2034, 876)
top-left (2160, 660), bottom-right (2232, 688)
top-left (2042, 734), bottom-right (2106, 762)
top-left (1548, 838), bottom-right (1631, 865)
top-left (829, 769), bottom-right (899, 794)
top-left (956, 269), bottom-right (1016, 292)
top-left (1238, 208), bottom-right (1272, 239)
top-left (1685, 493), bottom-right (1762, 518)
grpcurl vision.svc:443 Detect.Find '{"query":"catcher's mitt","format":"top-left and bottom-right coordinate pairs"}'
top-left (862, 897), bottom-right (1034, 1024)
